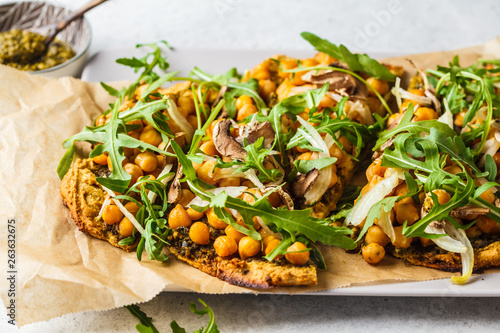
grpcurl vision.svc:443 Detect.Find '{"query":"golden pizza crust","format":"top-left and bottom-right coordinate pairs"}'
top-left (389, 238), bottom-right (500, 272)
top-left (61, 159), bottom-right (317, 288)
top-left (60, 158), bottom-right (135, 251)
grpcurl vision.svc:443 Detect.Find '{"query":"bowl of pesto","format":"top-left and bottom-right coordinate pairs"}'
top-left (0, 1), bottom-right (91, 77)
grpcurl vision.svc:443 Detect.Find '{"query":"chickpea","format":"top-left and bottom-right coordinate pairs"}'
top-left (102, 204), bottom-right (124, 225)
top-left (465, 225), bottom-right (482, 238)
top-left (476, 216), bottom-right (500, 234)
top-left (479, 188), bottom-right (496, 204)
top-left (225, 225), bottom-right (245, 243)
top-left (365, 162), bottom-right (387, 182)
top-left (124, 202), bottom-right (140, 217)
top-left (187, 115), bottom-right (198, 129)
top-left (432, 189), bottom-right (451, 205)
top-left (266, 191), bottom-right (282, 208)
top-left (297, 152), bottom-right (313, 161)
top-left (387, 113), bottom-right (401, 126)
top-left (392, 226), bottom-right (413, 248)
top-left (197, 160), bottom-right (219, 186)
top-left (314, 52), bottom-right (336, 65)
top-left (118, 217), bottom-right (135, 237)
top-left (207, 119), bottom-right (223, 140)
top-left (134, 151), bottom-right (158, 172)
top-left (251, 63), bottom-right (270, 80)
top-left (206, 208), bottom-right (228, 229)
top-left (338, 136), bottom-right (353, 154)
top-left (414, 107), bottom-right (438, 122)
top-left (200, 140), bottom-right (220, 157)
top-left (285, 242), bottom-right (310, 265)
top-left (213, 236), bottom-right (238, 257)
top-left (189, 222), bottom-right (210, 245)
top-left (186, 207), bottom-right (204, 221)
top-left (419, 237), bottom-right (434, 247)
top-left (219, 177), bottom-right (241, 187)
top-left (107, 156), bottom-right (129, 172)
top-left (238, 236), bottom-right (262, 259)
top-left (265, 238), bottom-right (284, 259)
top-left (93, 148), bottom-right (108, 165)
top-left (329, 144), bottom-right (345, 163)
top-left (258, 79), bottom-right (277, 100)
top-left (123, 163), bottom-right (144, 185)
top-left (396, 203), bottom-right (420, 226)
top-left (241, 180), bottom-right (255, 188)
top-left (365, 225), bottom-right (390, 246)
top-left (444, 165), bottom-right (462, 175)
top-left (168, 204), bottom-right (192, 229)
top-left (362, 243), bottom-right (386, 264)
top-left (237, 104), bottom-right (258, 122)
top-left (263, 235), bottom-right (278, 249)
top-left (366, 77), bottom-right (389, 96)
top-left (235, 95), bottom-right (253, 111)
top-left (318, 95), bottom-right (336, 110)
top-left (177, 95), bottom-right (196, 116)
top-left (329, 166), bottom-right (338, 188)
top-left (140, 129), bottom-right (162, 147)
top-left (178, 189), bottom-right (195, 207)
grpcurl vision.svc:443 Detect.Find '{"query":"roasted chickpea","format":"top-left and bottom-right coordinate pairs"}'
top-left (319, 95), bottom-right (335, 109)
top-left (465, 225), bottom-right (482, 238)
top-left (362, 243), bottom-right (385, 264)
top-left (92, 150), bottom-right (108, 165)
top-left (213, 236), bottom-right (238, 257)
top-left (197, 160), bottom-right (219, 186)
top-left (329, 165), bottom-right (338, 188)
top-left (365, 225), bottom-right (390, 246)
top-left (265, 238), bottom-right (284, 259)
top-left (263, 235), bottom-right (278, 249)
top-left (251, 63), bottom-right (270, 80)
top-left (329, 144), bottom-right (345, 163)
top-left (297, 152), bottom-right (313, 161)
top-left (225, 225), bottom-right (245, 243)
top-left (219, 177), bottom-right (241, 187)
top-left (168, 204), bottom-right (192, 229)
top-left (189, 222), bottom-right (210, 245)
top-left (206, 208), bottom-right (228, 229)
top-left (396, 203), bottom-right (420, 226)
top-left (124, 202), bottom-right (140, 217)
top-left (392, 226), bottom-right (413, 248)
top-left (258, 79), bottom-right (277, 100)
top-left (185, 207), bottom-right (203, 220)
top-left (365, 162), bottom-right (387, 182)
top-left (102, 204), bottom-right (123, 225)
top-left (179, 189), bottom-right (196, 207)
top-left (235, 95), bottom-right (253, 110)
top-left (366, 77), bottom-right (389, 96)
top-left (493, 152), bottom-right (500, 170)
top-left (285, 242), bottom-right (310, 265)
top-left (177, 95), bottom-right (196, 116)
top-left (419, 237), bottom-right (434, 247)
top-left (238, 236), bottom-right (262, 259)
top-left (414, 107), bottom-right (438, 122)
top-left (237, 104), bottom-right (258, 122)
top-left (478, 188), bottom-right (496, 204)
top-left (200, 140), bottom-right (220, 157)
top-left (123, 163), bottom-right (144, 185)
top-left (432, 189), bottom-right (451, 205)
top-left (476, 216), bottom-right (500, 234)
top-left (139, 129), bottom-right (162, 147)
top-left (118, 217), bottom-right (135, 237)
top-left (134, 151), bottom-right (158, 172)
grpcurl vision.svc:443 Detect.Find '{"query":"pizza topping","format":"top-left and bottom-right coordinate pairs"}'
top-left (212, 119), bottom-right (248, 160)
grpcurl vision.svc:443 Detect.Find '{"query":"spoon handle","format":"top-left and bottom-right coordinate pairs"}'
top-left (45, 0), bottom-right (108, 46)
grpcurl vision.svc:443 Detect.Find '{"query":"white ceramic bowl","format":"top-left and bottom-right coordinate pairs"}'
top-left (0, 1), bottom-right (92, 77)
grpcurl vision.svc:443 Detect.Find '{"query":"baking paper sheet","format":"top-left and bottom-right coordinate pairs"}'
top-left (1, 38), bottom-right (500, 327)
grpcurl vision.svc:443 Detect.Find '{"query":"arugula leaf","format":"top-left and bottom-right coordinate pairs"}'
top-left (293, 157), bottom-right (337, 174)
top-left (125, 304), bottom-right (159, 333)
top-left (301, 32), bottom-right (396, 81)
top-left (189, 299), bottom-right (220, 333)
top-left (238, 138), bottom-right (282, 182)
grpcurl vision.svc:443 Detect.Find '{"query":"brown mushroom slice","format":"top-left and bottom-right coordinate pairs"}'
top-left (292, 169), bottom-right (320, 199)
top-left (245, 121), bottom-right (275, 149)
top-left (261, 186), bottom-right (294, 210)
top-left (167, 164), bottom-right (183, 204)
top-left (450, 205), bottom-right (490, 218)
top-left (306, 71), bottom-right (358, 95)
top-left (213, 119), bottom-right (248, 160)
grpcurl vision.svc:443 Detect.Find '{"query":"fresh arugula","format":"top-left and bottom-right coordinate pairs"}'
top-left (126, 304), bottom-right (160, 333)
top-left (300, 32), bottom-right (396, 82)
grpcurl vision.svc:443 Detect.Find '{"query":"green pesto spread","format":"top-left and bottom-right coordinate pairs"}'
top-left (0, 29), bottom-right (76, 71)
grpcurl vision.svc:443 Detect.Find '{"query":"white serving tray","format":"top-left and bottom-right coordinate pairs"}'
top-left (82, 47), bottom-right (500, 297)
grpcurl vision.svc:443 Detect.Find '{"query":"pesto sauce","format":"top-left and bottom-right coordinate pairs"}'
top-left (0, 29), bottom-right (76, 71)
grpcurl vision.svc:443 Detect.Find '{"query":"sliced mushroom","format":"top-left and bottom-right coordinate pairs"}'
top-left (261, 186), bottom-right (294, 210)
top-left (245, 121), bottom-right (275, 148)
top-left (306, 71), bottom-right (358, 95)
top-left (213, 119), bottom-right (247, 160)
top-left (167, 164), bottom-right (183, 204)
top-left (450, 205), bottom-right (490, 218)
top-left (292, 169), bottom-right (320, 198)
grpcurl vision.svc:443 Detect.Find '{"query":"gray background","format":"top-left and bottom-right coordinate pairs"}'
top-left (2, 0), bottom-right (500, 332)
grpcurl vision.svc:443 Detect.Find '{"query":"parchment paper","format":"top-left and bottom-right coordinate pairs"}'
top-left (1, 38), bottom-right (500, 327)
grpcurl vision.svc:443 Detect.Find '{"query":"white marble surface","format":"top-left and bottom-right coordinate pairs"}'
top-left (2, 0), bottom-right (500, 332)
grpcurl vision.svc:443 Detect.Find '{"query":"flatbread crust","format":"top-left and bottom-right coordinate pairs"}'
top-left (60, 158), bottom-right (317, 288)
top-left (389, 236), bottom-right (500, 272)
